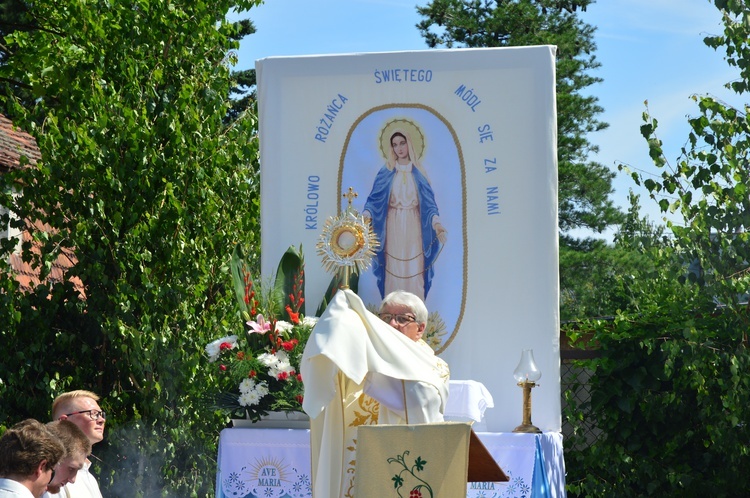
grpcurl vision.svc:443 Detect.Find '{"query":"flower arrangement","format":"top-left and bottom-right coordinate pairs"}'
top-left (206, 244), bottom-right (317, 421)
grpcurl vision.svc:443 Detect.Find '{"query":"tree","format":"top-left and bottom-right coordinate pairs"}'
top-left (565, 2), bottom-right (750, 495)
top-left (416, 0), bottom-right (625, 319)
top-left (0, 0), bottom-right (32, 63)
top-left (561, 192), bottom-right (666, 319)
top-left (634, 5), bottom-right (750, 311)
top-left (0, 0), bottom-right (36, 113)
top-left (0, 0), bottom-right (262, 494)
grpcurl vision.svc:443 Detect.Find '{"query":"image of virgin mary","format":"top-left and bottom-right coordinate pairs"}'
top-left (362, 121), bottom-right (446, 300)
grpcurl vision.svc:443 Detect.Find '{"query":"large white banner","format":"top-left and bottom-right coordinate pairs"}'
top-left (257, 46), bottom-right (560, 432)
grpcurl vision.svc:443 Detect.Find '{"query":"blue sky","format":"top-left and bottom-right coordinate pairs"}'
top-left (233, 0), bottom-right (737, 239)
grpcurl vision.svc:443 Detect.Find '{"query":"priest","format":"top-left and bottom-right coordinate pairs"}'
top-left (301, 288), bottom-right (449, 498)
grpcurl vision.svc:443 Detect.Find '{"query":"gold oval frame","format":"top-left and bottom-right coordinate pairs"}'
top-left (317, 208), bottom-right (379, 276)
top-left (330, 222), bottom-right (367, 258)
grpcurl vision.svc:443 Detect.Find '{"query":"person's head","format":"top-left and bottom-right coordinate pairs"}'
top-left (379, 290), bottom-right (428, 342)
top-left (390, 132), bottom-right (410, 162)
top-left (52, 390), bottom-right (106, 445)
top-left (44, 420), bottom-right (92, 493)
top-left (0, 419), bottom-right (65, 498)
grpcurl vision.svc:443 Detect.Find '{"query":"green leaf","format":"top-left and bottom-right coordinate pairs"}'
top-left (231, 243), bottom-right (251, 316)
top-left (274, 244), bottom-right (304, 316)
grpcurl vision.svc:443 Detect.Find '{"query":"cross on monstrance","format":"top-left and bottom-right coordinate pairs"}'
top-left (317, 187), bottom-right (379, 289)
top-left (342, 187), bottom-right (358, 211)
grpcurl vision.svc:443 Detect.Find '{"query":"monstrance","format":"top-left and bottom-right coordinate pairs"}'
top-left (316, 188), bottom-right (379, 288)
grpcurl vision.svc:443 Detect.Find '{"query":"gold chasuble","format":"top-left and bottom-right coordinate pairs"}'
top-left (301, 289), bottom-right (449, 498)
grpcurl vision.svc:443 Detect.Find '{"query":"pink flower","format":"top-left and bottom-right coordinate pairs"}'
top-left (247, 314), bottom-right (272, 334)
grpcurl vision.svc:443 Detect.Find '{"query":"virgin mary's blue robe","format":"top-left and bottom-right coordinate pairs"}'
top-left (363, 164), bottom-right (442, 298)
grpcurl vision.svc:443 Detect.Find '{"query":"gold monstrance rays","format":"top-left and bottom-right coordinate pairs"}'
top-left (316, 188), bottom-right (379, 289)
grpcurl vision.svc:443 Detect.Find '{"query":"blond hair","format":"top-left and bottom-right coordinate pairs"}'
top-left (52, 390), bottom-right (100, 420)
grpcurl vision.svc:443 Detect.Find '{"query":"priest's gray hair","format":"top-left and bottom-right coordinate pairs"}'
top-left (379, 290), bottom-right (428, 325)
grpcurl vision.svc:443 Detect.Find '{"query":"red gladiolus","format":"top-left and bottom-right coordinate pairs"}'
top-left (295, 395), bottom-right (304, 404)
top-left (219, 342), bottom-right (232, 350)
top-left (249, 370), bottom-right (257, 377)
top-left (277, 371), bottom-right (289, 381)
top-left (219, 364), bottom-right (227, 372)
top-left (285, 305), bottom-right (300, 324)
top-left (291, 338), bottom-right (299, 346)
top-left (296, 374), bottom-right (303, 382)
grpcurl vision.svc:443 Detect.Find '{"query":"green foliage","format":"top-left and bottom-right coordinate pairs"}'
top-left (560, 193), bottom-right (666, 320)
top-left (565, 277), bottom-right (750, 496)
top-left (565, 2), bottom-right (750, 495)
top-left (0, 0), bottom-right (262, 495)
top-left (629, 2), bottom-right (750, 309)
top-left (274, 244), bottom-right (306, 318)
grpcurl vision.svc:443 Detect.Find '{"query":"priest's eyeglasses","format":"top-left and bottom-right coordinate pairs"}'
top-left (65, 409), bottom-right (107, 421)
top-left (378, 313), bottom-right (417, 325)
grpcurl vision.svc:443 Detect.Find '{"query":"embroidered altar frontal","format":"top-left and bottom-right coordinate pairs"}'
top-left (354, 422), bottom-right (471, 497)
top-left (216, 428), bottom-right (566, 498)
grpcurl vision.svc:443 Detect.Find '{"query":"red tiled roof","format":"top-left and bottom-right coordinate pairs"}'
top-left (0, 114), bottom-right (41, 172)
top-left (8, 220), bottom-right (85, 298)
top-left (1, 114), bottom-right (85, 298)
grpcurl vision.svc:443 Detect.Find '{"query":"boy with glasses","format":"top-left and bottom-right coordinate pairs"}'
top-left (0, 419), bottom-right (65, 498)
top-left (50, 391), bottom-right (105, 498)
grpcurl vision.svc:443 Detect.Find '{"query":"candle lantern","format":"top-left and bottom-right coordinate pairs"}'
top-left (512, 349), bottom-right (542, 433)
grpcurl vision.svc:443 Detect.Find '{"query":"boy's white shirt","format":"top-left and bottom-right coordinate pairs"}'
top-left (42, 460), bottom-right (102, 498)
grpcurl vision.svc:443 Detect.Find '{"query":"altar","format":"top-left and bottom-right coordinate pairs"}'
top-left (216, 379), bottom-right (565, 497)
top-left (215, 427), bottom-right (565, 498)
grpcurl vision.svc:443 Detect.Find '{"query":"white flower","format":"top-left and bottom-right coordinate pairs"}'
top-left (257, 352), bottom-right (278, 368)
top-left (302, 316), bottom-right (318, 327)
top-left (257, 350), bottom-right (295, 379)
top-left (239, 378), bottom-right (256, 394)
top-left (265, 351), bottom-right (295, 378)
top-left (239, 390), bottom-right (261, 407)
top-left (238, 379), bottom-right (269, 407)
top-left (205, 335), bottom-right (238, 362)
top-left (275, 320), bottom-right (294, 334)
top-left (255, 382), bottom-right (269, 397)
top-left (275, 350), bottom-right (290, 363)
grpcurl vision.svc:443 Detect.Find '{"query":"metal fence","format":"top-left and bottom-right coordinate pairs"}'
top-left (560, 350), bottom-right (601, 452)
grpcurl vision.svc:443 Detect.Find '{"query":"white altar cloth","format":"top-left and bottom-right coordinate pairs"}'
top-left (215, 428), bottom-right (565, 498)
top-left (444, 379), bottom-right (494, 431)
